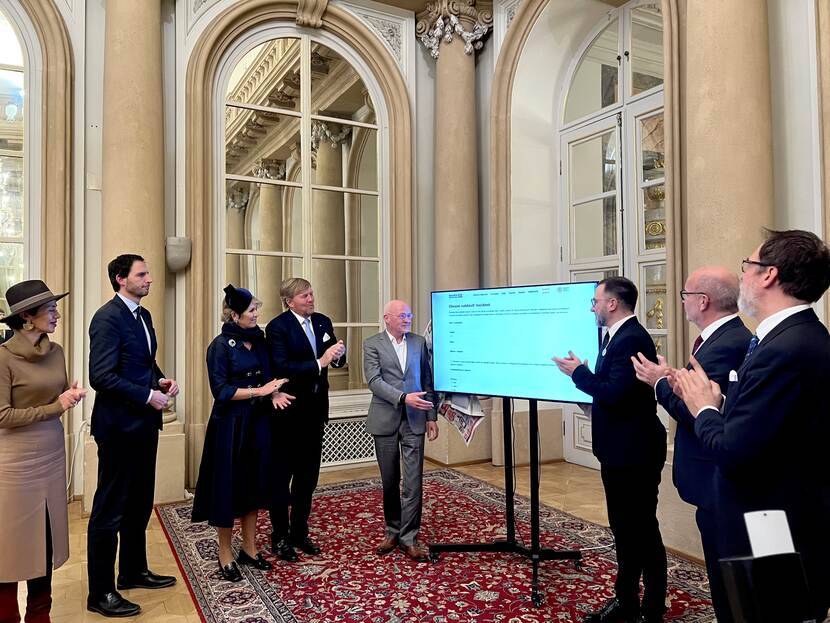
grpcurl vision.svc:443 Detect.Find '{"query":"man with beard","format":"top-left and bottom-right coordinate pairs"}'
top-left (631, 266), bottom-right (750, 622)
top-left (674, 229), bottom-right (830, 621)
top-left (554, 276), bottom-right (667, 623)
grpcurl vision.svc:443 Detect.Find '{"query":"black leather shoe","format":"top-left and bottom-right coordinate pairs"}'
top-left (292, 536), bottom-right (321, 556)
top-left (86, 591), bottom-right (141, 617)
top-left (583, 598), bottom-right (638, 623)
top-left (236, 549), bottom-right (273, 570)
top-left (218, 560), bottom-right (243, 582)
top-left (116, 570), bottom-right (177, 590)
top-left (272, 538), bottom-right (299, 562)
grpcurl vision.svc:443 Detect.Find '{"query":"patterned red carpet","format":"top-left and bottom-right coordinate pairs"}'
top-left (156, 469), bottom-right (714, 622)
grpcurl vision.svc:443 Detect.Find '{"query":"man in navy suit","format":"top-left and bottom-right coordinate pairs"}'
top-left (555, 276), bottom-right (667, 623)
top-left (86, 254), bottom-right (179, 617)
top-left (632, 266), bottom-right (750, 623)
top-left (675, 230), bottom-right (830, 622)
top-left (266, 278), bottom-right (345, 561)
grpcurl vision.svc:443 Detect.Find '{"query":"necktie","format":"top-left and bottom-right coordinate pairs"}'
top-left (692, 335), bottom-right (703, 355)
top-left (595, 331), bottom-right (610, 371)
top-left (304, 318), bottom-right (317, 357)
top-left (135, 307), bottom-right (142, 322)
top-left (743, 335), bottom-right (759, 362)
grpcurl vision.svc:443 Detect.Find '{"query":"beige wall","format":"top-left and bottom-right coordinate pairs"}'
top-left (509, 0), bottom-right (609, 285)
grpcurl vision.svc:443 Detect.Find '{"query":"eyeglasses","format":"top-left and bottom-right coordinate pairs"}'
top-left (679, 290), bottom-right (707, 302)
top-left (590, 297), bottom-right (615, 306)
top-left (395, 312), bottom-right (413, 320)
top-left (741, 258), bottom-right (773, 273)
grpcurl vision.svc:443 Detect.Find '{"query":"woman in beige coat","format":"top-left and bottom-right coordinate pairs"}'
top-left (0, 280), bottom-right (86, 623)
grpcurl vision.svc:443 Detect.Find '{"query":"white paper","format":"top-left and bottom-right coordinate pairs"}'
top-left (744, 510), bottom-right (795, 558)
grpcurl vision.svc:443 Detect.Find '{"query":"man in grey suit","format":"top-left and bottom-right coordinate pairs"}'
top-left (363, 299), bottom-right (439, 562)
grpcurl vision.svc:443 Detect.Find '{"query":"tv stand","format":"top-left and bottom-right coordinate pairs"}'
top-left (428, 397), bottom-right (582, 607)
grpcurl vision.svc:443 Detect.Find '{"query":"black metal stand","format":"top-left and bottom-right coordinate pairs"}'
top-left (428, 397), bottom-right (582, 607)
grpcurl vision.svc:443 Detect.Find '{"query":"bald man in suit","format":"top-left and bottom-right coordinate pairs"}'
top-left (363, 299), bottom-right (438, 563)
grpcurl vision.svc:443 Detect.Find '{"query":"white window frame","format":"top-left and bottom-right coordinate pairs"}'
top-left (0, 0), bottom-right (43, 281)
top-left (213, 24), bottom-right (390, 401)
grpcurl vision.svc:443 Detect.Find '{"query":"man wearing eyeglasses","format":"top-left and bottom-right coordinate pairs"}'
top-left (363, 299), bottom-right (438, 562)
top-left (673, 229), bottom-right (830, 622)
top-left (554, 276), bottom-right (667, 623)
top-left (631, 266), bottom-right (750, 623)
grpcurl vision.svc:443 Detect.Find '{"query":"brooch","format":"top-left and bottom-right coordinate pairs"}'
top-left (228, 339), bottom-right (236, 347)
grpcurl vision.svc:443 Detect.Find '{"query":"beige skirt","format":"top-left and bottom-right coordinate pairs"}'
top-left (0, 417), bottom-right (69, 581)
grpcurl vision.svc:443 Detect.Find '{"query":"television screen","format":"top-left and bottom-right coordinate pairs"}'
top-left (431, 282), bottom-right (599, 403)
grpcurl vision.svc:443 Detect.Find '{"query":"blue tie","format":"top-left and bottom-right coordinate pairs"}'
top-left (303, 318), bottom-right (317, 357)
top-left (743, 335), bottom-right (759, 362)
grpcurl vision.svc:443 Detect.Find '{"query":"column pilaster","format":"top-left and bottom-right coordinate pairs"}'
top-left (681, 0), bottom-right (774, 271)
top-left (101, 0), bottom-right (167, 362)
top-left (417, 0), bottom-right (492, 291)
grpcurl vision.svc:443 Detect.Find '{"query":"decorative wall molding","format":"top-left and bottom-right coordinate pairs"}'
top-left (493, 0), bottom-right (522, 61)
top-left (416, 0), bottom-right (493, 59)
top-left (296, 0), bottom-right (329, 28)
top-left (363, 14), bottom-right (402, 61)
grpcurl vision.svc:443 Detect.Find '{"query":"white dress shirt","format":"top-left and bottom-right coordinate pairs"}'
top-left (117, 293), bottom-right (156, 404)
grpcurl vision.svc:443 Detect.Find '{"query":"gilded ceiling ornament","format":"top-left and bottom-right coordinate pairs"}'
top-left (416, 0), bottom-right (493, 59)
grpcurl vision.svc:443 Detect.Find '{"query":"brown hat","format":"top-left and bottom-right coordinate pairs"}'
top-left (2, 280), bottom-right (68, 323)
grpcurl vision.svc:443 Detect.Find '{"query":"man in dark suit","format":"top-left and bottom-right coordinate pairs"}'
top-left (86, 254), bottom-right (179, 617)
top-left (266, 277), bottom-right (345, 561)
top-left (674, 230), bottom-right (830, 622)
top-left (363, 299), bottom-right (438, 562)
top-left (631, 266), bottom-right (750, 623)
top-left (554, 276), bottom-right (667, 623)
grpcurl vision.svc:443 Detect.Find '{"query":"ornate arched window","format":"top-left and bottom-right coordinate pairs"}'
top-left (217, 29), bottom-right (386, 393)
top-left (0, 5), bottom-right (40, 308)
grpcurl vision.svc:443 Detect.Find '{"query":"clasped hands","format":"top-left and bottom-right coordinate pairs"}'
top-left (319, 339), bottom-right (346, 367)
top-left (58, 380), bottom-right (87, 411)
top-left (259, 378), bottom-right (296, 410)
top-left (630, 352), bottom-right (722, 416)
top-left (149, 378), bottom-right (181, 411)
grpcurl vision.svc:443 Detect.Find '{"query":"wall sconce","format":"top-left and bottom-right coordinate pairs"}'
top-left (166, 236), bottom-right (192, 272)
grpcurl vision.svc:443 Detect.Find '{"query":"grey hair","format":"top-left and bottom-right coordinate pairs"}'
top-left (697, 273), bottom-right (739, 313)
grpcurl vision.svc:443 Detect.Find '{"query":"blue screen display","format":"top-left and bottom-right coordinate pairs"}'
top-left (431, 282), bottom-right (599, 403)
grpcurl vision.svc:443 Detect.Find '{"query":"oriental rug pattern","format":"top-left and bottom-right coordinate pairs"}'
top-left (156, 469), bottom-right (713, 622)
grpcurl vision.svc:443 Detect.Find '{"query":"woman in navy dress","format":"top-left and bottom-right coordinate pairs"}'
top-left (192, 285), bottom-right (293, 581)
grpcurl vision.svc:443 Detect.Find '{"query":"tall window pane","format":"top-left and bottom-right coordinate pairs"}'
top-left (0, 9), bottom-right (25, 310)
top-left (223, 35), bottom-right (382, 391)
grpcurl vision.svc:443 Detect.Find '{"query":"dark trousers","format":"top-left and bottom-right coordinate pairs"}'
top-left (600, 464), bottom-right (667, 617)
top-left (269, 417), bottom-right (324, 543)
top-left (0, 510), bottom-right (53, 623)
top-left (373, 416), bottom-right (426, 546)
top-left (87, 432), bottom-right (159, 596)
top-left (696, 507), bottom-right (733, 623)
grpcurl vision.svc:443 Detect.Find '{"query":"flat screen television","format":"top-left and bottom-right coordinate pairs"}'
top-left (431, 282), bottom-right (600, 403)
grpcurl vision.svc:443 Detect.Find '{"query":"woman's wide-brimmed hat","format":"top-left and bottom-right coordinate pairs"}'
top-left (2, 280), bottom-right (68, 323)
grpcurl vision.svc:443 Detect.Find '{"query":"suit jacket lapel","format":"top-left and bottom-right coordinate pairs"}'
top-left (403, 334), bottom-right (414, 376)
top-left (379, 332), bottom-right (404, 374)
top-left (113, 296), bottom-right (151, 355)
